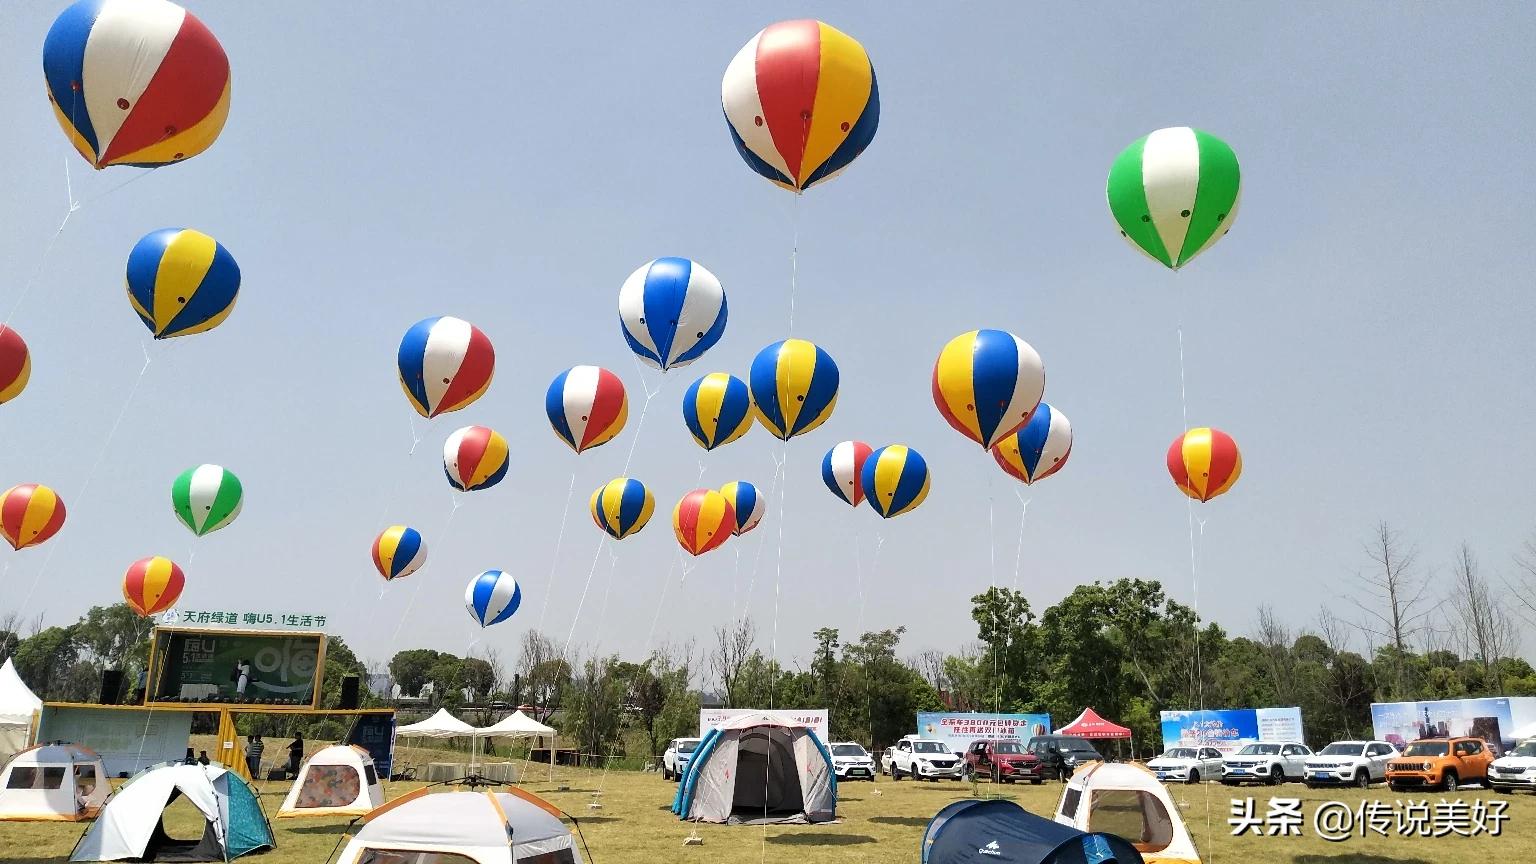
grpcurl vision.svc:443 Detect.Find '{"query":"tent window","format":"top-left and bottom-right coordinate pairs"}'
top-left (75, 764), bottom-right (98, 797)
top-left (1088, 790), bottom-right (1174, 852)
top-left (521, 851), bottom-right (578, 864)
top-left (364, 763), bottom-right (378, 786)
top-left (297, 765), bottom-right (361, 808)
top-left (6, 767), bottom-right (38, 788)
top-left (1059, 787), bottom-right (1081, 818)
top-left (357, 850), bottom-right (478, 864)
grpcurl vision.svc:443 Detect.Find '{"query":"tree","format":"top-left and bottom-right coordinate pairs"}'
top-left (12, 625), bottom-right (81, 699)
top-left (518, 631), bottom-right (569, 717)
top-left (1447, 543), bottom-right (1516, 691)
top-left (711, 618), bottom-right (756, 707)
top-left (560, 655), bottom-right (624, 761)
top-left (1511, 527), bottom-right (1536, 626)
top-left (76, 604), bottom-right (153, 669)
top-left (427, 655), bottom-right (465, 707)
top-left (1349, 522), bottom-right (1435, 700)
top-left (388, 648), bottom-right (441, 697)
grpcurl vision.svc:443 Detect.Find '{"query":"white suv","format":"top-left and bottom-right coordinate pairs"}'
top-left (1147, 746), bottom-right (1224, 784)
top-left (888, 735), bottom-right (964, 781)
top-left (1222, 742), bottom-right (1312, 785)
top-left (1304, 740), bottom-right (1399, 788)
top-left (662, 737), bottom-right (701, 781)
top-left (1488, 738), bottom-right (1536, 792)
top-left (827, 742), bottom-right (877, 781)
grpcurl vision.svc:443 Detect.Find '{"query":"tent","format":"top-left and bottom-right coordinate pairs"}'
top-left (1057, 707), bottom-right (1133, 739)
top-left (335, 787), bottom-right (583, 864)
top-left (477, 709), bottom-right (558, 781)
top-left (922, 799), bottom-right (1145, 864)
top-left (395, 708), bottom-right (477, 739)
top-left (1053, 762), bottom-right (1199, 864)
top-left (71, 763), bottom-right (275, 862)
top-left (671, 711), bottom-right (835, 824)
top-left (275, 745), bottom-right (383, 818)
top-left (0, 658), bottom-right (42, 763)
top-left (0, 743), bottom-right (110, 821)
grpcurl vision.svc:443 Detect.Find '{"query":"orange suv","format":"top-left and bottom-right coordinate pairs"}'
top-left (1386, 737), bottom-right (1495, 792)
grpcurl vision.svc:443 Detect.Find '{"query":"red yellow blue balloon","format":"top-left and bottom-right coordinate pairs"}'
top-left (719, 481), bottom-right (764, 536)
top-left (932, 329), bottom-right (1044, 450)
top-left (749, 339), bottom-right (838, 441)
top-left (125, 228), bottom-right (240, 339)
top-left (122, 556), bottom-right (185, 617)
top-left (443, 426), bottom-right (509, 492)
top-left (618, 258), bottom-right (728, 371)
top-left (821, 440), bottom-right (872, 507)
top-left (992, 403), bottom-right (1072, 486)
top-left (372, 525), bottom-right (427, 582)
top-left (43, 0), bottom-right (231, 169)
top-left (673, 489), bottom-right (735, 556)
top-left (398, 316), bottom-right (495, 419)
top-left (1167, 427), bottom-right (1242, 502)
top-left (547, 366), bottom-right (628, 453)
top-left (682, 373), bottom-right (753, 450)
top-left (589, 478), bottom-right (655, 540)
top-left (0, 484), bottom-right (66, 551)
top-left (0, 327), bottom-right (31, 405)
top-left (861, 445), bottom-right (930, 519)
top-left (722, 19), bottom-right (879, 192)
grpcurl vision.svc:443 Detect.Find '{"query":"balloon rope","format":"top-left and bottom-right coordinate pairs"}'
top-left (390, 492), bottom-right (461, 642)
top-left (407, 414), bottom-right (422, 457)
top-left (769, 439), bottom-right (789, 704)
top-left (788, 195), bottom-right (801, 335)
top-left (366, 417), bottom-right (427, 599)
top-left (853, 525), bottom-right (865, 639)
top-left (591, 546), bottom-right (621, 654)
top-left (988, 470), bottom-right (1002, 725)
top-left (738, 450), bottom-right (785, 624)
top-left (534, 471), bottom-right (577, 635)
top-left (1, 157), bottom-right (77, 329)
top-left (559, 534), bottom-right (609, 666)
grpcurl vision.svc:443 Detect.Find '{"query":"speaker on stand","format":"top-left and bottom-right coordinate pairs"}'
top-left (98, 669), bottom-right (125, 705)
top-left (339, 675), bottom-right (360, 709)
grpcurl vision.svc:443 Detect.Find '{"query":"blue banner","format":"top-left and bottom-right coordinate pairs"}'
top-left (1159, 707), bottom-right (1303, 754)
top-left (348, 713), bottom-right (397, 778)
top-left (916, 712), bottom-right (1052, 754)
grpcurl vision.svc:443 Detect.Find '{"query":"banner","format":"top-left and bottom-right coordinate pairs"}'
top-left (1159, 707), bottom-right (1304, 755)
top-left (38, 706), bottom-right (193, 777)
top-left (348, 713), bottom-right (398, 779)
top-left (1371, 697), bottom-right (1536, 754)
top-left (150, 627), bottom-right (326, 707)
top-left (699, 708), bottom-right (828, 742)
top-left (916, 712), bottom-right (1052, 754)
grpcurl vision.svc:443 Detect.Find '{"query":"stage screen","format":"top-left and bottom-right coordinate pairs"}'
top-left (149, 628), bottom-right (326, 708)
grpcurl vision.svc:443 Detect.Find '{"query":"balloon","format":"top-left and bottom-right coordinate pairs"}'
top-left (932, 329), bottom-right (1044, 450)
top-left (719, 481), bottom-right (765, 536)
top-left (123, 556), bottom-right (185, 617)
top-left (443, 426), bottom-right (509, 492)
top-left (1168, 427), bottom-right (1242, 502)
top-left (862, 445), bottom-right (931, 519)
top-left (821, 440), bottom-right (872, 507)
top-left (992, 403), bottom-right (1073, 485)
top-left (125, 228), bottom-right (240, 339)
top-left (673, 489), bottom-right (735, 556)
top-left (372, 525), bottom-right (426, 582)
top-left (618, 258), bottom-right (727, 372)
top-left (749, 339), bottom-right (839, 441)
top-left (398, 316), bottom-right (495, 419)
top-left (589, 478), bottom-right (655, 540)
top-left (682, 373), bottom-right (753, 451)
top-left (721, 20), bottom-right (879, 192)
top-left (464, 570), bottom-right (521, 628)
top-left (1107, 127), bottom-right (1241, 270)
top-left (0, 327), bottom-right (31, 405)
top-left (547, 366), bottom-right (628, 453)
top-left (43, 0), bottom-right (230, 169)
top-left (0, 484), bottom-right (66, 551)
top-left (171, 464), bottom-right (242, 536)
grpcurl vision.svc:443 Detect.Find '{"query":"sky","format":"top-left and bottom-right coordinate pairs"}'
top-left (0, 2), bottom-right (1533, 677)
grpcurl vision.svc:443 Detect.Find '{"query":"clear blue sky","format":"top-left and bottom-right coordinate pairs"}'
top-left (1, 2), bottom-right (1532, 675)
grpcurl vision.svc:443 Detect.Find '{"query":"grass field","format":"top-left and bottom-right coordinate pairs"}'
top-left (2, 758), bottom-right (1531, 863)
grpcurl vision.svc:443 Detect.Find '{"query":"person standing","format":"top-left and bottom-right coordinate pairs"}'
top-left (236, 659), bottom-right (252, 700)
top-left (287, 734), bottom-right (304, 777)
top-left (245, 735), bottom-right (264, 778)
top-left (1048, 746), bottom-right (1068, 784)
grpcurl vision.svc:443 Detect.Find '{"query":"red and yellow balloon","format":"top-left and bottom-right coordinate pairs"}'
top-left (0, 327), bottom-right (31, 405)
top-left (673, 489), bottom-right (736, 557)
top-left (1167, 427), bottom-right (1242, 502)
top-left (0, 484), bottom-right (66, 551)
top-left (123, 556), bottom-right (186, 617)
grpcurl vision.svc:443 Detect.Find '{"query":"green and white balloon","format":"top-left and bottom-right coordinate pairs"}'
top-left (172, 464), bottom-right (243, 536)
top-left (1107, 127), bottom-right (1241, 270)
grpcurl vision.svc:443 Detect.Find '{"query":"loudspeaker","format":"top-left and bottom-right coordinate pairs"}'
top-left (339, 675), bottom-right (360, 709)
top-left (99, 669), bottom-right (125, 705)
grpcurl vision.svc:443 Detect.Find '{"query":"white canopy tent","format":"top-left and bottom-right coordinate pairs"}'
top-left (477, 710), bottom-right (557, 781)
top-left (395, 709), bottom-right (477, 739)
top-left (0, 659), bottom-right (42, 763)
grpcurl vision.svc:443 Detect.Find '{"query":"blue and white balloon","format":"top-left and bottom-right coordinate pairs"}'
top-left (618, 257), bottom-right (727, 371)
top-left (464, 569), bottom-right (521, 627)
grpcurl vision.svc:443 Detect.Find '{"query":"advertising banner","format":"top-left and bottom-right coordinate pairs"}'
top-left (699, 708), bottom-right (828, 742)
top-left (39, 706), bottom-right (193, 776)
top-left (1159, 707), bottom-right (1304, 754)
top-left (348, 713), bottom-right (397, 778)
top-left (150, 627), bottom-right (326, 707)
top-left (1371, 697), bottom-right (1536, 754)
top-left (915, 712), bottom-right (1052, 754)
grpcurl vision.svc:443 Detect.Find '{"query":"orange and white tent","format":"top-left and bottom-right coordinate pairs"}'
top-left (1054, 761), bottom-right (1200, 864)
top-left (0, 743), bottom-right (110, 821)
top-left (276, 744), bottom-right (383, 818)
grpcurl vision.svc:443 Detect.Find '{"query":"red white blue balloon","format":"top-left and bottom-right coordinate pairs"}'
top-left (465, 570), bottom-right (521, 627)
top-left (546, 365), bottom-right (628, 453)
top-left (398, 316), bottom-right (495, 418)
top-left (443, 426), bottom-right (510, 492)
top-left (821, 440), bottom-right (872, 507)
top-left (618, 258), bottom-right (727, 371)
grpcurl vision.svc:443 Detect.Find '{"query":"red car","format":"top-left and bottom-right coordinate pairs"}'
top-left (963, 739), bottom-right (1045, 784)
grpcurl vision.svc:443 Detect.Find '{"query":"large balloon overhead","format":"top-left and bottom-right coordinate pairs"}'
top-left (123, 556), bottom-right (185, 617)
top-left (993, 403), bottom-right (1073, 486)
top-left (749, 339), bottom-right (839, 441)
top-left (933, 329), bottom-right (1044, 450)
top-left (171, 464), bottom-right (242, 536)
top-left (0, 327), bottom-right (30, 405)
top-left (822, 440), bottom-right (872, 507)
top-left (398, 316), bottom-right (495, 419)
top-left (546, 365), bottom-right (628, 454)
top-left (722, 19), bottom-right (879, 192)
top-left (589, 478), bottom-right (655, 541)
top-left (443, 425), bottom-right (510, 492)
top-left (618, 258), bottom-right (727, 372)
top-left (1168, 427), bottom-right (1242, 503)
top-left (0, 483), bottom-right (66, 551)
top-left (673, 489), bottom-right (736, 557)
top-left (125, 228), bottom-right (240, 339)
top-left (862, 445), bottom-right (931, 519)
top-left (682, 373), bottom-right (754, 451)
top-left (1107, 127), bottom-right (1241, 270)
top-left (373, 525), bottom-right (427, 582)
top-left (465, 569), bottom-right (521, 628)
top-left (719, 481), bottom-right (765, 536)
top-left (43, 0), bottom-right (231, 169)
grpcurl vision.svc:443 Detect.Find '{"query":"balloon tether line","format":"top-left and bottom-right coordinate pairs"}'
top-left (533, 471), bottom-right (577, 635)
top-left (390, 491), bottom-right (461, 642)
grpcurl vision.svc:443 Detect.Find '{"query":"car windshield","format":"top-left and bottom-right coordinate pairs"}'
top-left (1236, 744), bottom-right (1281, 756)
top-left (1163, 748), bottom-right (1198, 759)
top-left (1513, 742), bottom-right (1536, 758)
top-left (678, 740), bottom-right (700, 754)
top-left (914, 742), bottom-right (950, 754)
top-left (994, 743), bottom-right (1023, 754)
top-left (831, 744), bottom-right (866, 758)
top-left (1403, 741), bottom-right (1450, 757)
top-left (1320, 743), bottom-right (1366, 756)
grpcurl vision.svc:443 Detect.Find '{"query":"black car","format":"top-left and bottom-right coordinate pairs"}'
top-left (1024, 735), bottom-right (1102, 778)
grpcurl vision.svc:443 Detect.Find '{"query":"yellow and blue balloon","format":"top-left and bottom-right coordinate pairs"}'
top-left (683, 373), bottom-right (754, 450)
top-left (125, 228), bottom-right (240, 339)
top-left (719, 481), bottom-right (764, 536)
top-left (932, 329), bottom-right (1044, 450)
top-left (750, 339), bottom-right (839, 441)
top-left (992, 403), bottom-right (1072, 485)
top-left (372, 525), bottom-right (427, 582)
top-left (862, 445), bottom-right (930, 519)
top-left (590, 478), bottom-right (655, 540)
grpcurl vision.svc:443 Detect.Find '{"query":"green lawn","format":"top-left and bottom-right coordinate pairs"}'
top-left (2, 761), bottom-right (1531, 863)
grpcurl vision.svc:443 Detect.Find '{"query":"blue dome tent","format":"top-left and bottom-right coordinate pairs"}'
top-left (922, 799), bottom-right (1145, 864)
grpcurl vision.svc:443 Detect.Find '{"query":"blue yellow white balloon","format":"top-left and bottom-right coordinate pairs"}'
top-left (719, 481), bottom-right (765, 536)
top-left (589, 478), bottom-right (655, 540)
top-left (372, 525), bottom-right (427, 582)
top-left (682, 373), bottom-right (754, 450)
top-left (861, 445), bottom-right (931, 519)
top-left (749, 339), bottom-right (839, 441)
top-left (125, 228), bottom-right (240, 339)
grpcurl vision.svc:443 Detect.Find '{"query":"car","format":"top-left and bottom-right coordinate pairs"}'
top-left (1386, 737), bottom-right (1495, 792)
top-left (1488, 737), bottom-right (1536, 793)
top-left (1303, 740), bottom-right (1399, 788)
top-left (827, 742), bottom-right (877, 781)
top-left (1146, 746), bottom-right (1224, 784)
top-left (1023, 735), bottom-right (1103, 779)
top-left (661, 737), bottom-right (701, 781)
top-left (887, 734), bottom-right (965, 781)
top-left (1221, 742), bottom-right (1312, 785)
top-left (963, 739), bottom-right (1046, 784)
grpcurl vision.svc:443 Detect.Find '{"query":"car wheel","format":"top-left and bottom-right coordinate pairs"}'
top-left (1443, 770), bottom-right (1458, 792)
top-left (1388, 783), bottom-right (1402, 793)
top-left (892, 766), bottom-right (902, 781)
top-left (1186, 770), bottom-right (1200, 785)
top-left (1031, 778), bottom-right (1042, 785)
top-left (1270, 766), bottom-right (1285, 785)
top-left (1355, 770), bottom-right (1370, 789)
top-left (1305, 782), bottom-right (1316, 790)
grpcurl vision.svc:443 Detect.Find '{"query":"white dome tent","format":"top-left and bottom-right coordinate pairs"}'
top-left (276, 744), bottom-right (384, 818)
top-left (1053, 761), bottom-right (1200, 864)
top-left (0, 742), bottom-right (110, 821)
top-left (335, 786), bottom-right (584, 864)
top-left (71, 762), bottom-right (275, 862)
top-left (671, 712), bottom-right (836, 824)
top-left (0, 658), bottom-right (42, 763)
